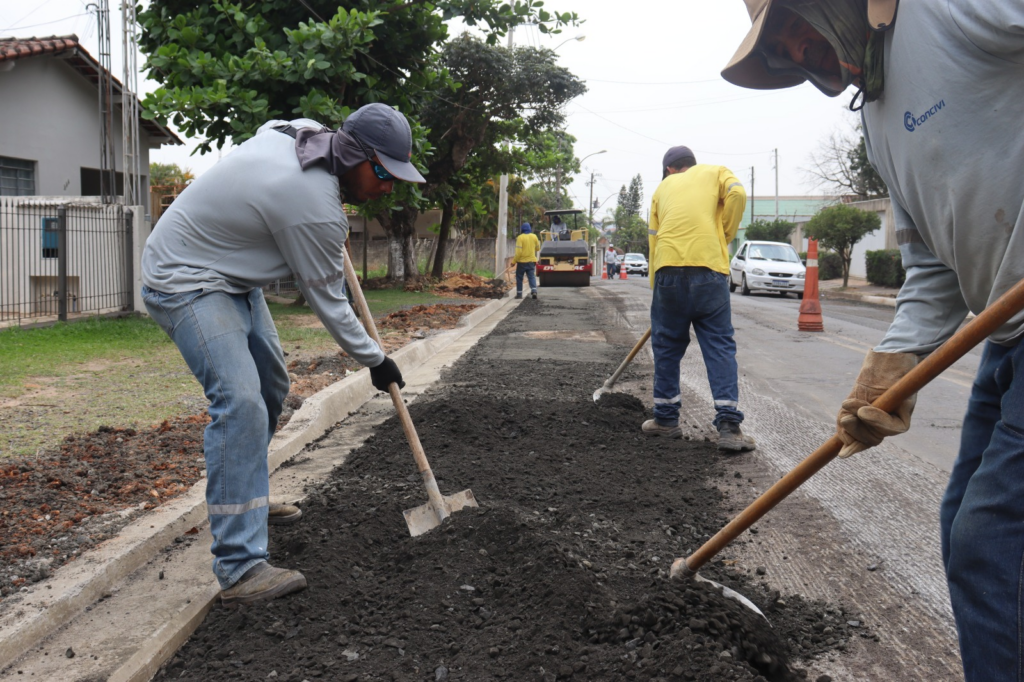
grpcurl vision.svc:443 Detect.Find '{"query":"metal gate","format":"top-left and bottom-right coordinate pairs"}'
top-left (0, 198), bottom-right (133, 328)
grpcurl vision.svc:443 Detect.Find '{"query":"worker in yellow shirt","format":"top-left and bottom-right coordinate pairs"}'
top-left (644, 145), bottom-right (755, 452)
top-left (513, 222), bottom-right (541, 300)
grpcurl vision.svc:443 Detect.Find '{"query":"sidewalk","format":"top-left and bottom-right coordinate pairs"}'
top-left (819, 275), bottom-right (898, 308)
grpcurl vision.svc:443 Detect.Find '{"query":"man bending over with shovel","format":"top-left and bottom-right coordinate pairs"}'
top-left (644, 146), bottom-right (756, 452)
top-left (141, 103), bottom-right (424, 605)
top-left (724, 1), bottom-right (1024, 677)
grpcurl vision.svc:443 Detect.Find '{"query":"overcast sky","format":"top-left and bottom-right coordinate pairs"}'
top-left (2, 1), bottom-right (859, 214)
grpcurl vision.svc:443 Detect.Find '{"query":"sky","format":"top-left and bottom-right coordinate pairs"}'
top-left (1, 1), bottom-right (861, 216)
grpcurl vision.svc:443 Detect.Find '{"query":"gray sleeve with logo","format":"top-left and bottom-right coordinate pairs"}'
top-left (874, 200), bottom-right (969, 355)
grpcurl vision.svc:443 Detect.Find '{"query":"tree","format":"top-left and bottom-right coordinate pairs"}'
top-left (804, 204), bottom-right (881, 287)
top-left (614, 210), bottom-right (649, 257)
top-left (149, 162), bottom-right (193, 186)
top-left (744, 218), bottom-right (795, 244)
top-left (138, 0), bottom-right (581, 281)
top-left (805, 118), bottom-right (888, 199)
top-left (625, 174), bottom-right (643, 218)
top-left (411, 35), bottom-right (585, 280)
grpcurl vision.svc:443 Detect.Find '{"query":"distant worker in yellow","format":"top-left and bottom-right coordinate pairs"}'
top-left (513, 222), bottom-right (541, 300)
top-left (644, 145), bottom-right (755, 452)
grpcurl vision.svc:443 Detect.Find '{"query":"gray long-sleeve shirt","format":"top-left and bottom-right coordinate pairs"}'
top-left (141, 118), bottom-right (385, 367)
top-left (864, 0), bottom-right (1024, 354)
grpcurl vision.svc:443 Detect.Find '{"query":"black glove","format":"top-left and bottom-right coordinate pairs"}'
top-left (369, 356), bottom-right (405, 392)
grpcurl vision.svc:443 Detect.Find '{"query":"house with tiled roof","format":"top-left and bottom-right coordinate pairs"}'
top-left (0, 34), bottom-right (181, 211)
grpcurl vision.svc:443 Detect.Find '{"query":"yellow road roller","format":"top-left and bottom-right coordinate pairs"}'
top-left (537, 209), bottom-right (592, 287)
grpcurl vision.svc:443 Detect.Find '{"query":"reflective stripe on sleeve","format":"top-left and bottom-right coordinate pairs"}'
top-left (648, 229), bottom-right (658, 236)
top-left (208, 496), bottom-right (269, 516)
top-left (727, 182), bottom-right (743, 191)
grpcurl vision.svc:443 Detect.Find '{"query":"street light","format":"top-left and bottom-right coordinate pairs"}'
top-left (552, 34), bottom-right (586, 50)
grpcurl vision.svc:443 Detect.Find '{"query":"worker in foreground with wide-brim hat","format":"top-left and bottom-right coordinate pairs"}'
top-left (142, 103), bottom-right (425, 606)
top-left (723, 1), bottom-right (1024, 678)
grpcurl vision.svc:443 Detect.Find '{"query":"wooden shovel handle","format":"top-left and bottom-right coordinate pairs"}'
top-left (607, 328), bottom-right (651, 387)
top-left (340, 246), bottom-right (447, 511)
top-left (684, 276), bottom-right (1024, 573)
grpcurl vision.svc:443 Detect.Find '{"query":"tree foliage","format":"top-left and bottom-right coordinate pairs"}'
top-left (138, 0), bottom-right (581, 282)
top-left (744, 218), bottom-right (795, 244)
top-left (804, 204), bottom-right (881, 287)
top-left (805, 119), bottom-right (888, 199)
top-left (149, 162), bottom-right (193, 186)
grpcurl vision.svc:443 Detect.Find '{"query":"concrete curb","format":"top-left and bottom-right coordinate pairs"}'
top-left (0, 291), bottom-right (517, 675)
top-left (821, 288), bottom-right (897, 308)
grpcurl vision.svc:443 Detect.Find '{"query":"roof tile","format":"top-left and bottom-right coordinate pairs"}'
top-left (0, 35), bottom-right (79, 63)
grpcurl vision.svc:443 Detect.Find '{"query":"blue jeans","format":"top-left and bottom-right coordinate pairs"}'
top-left (516, 262), bottom-right (537, 294)
top-left (651, 267), bottom-right (743, 428)
top-left (142, 286), bottom-right (290, 589)
top-left (941, 339), bottom-right (1024, 681)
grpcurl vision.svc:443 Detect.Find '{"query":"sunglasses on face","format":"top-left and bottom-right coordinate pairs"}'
top-left (350, 133), bottom-right (396, 181)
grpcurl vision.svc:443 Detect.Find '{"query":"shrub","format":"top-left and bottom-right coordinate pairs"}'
top-left (744, 218), bottom-right (796, 244)
top-left (865, 249), bottom-right (905, 288)
top-left (798, 250), bottom-right (844, 281)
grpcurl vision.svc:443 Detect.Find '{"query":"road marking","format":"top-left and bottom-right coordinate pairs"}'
top-left (818, 334), bottom-right (973, 389)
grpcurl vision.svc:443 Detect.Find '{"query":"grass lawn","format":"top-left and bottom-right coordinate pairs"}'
top-left (0, 288), bottom-right (471, 458)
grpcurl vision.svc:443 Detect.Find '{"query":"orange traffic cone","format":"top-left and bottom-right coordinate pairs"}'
top-left (620, 263), bottom-right (628, 280)
top-left (601, 264), bottom-right (608, 280)
top-left (798, 239), bottom-right (824, 332)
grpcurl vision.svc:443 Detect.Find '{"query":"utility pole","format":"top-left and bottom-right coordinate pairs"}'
top-left (773, 148), bottom-right (779, 220)
top-left (750, 166), bottom-right (755, 225)
top-left (495, 27), bottom-right (514, 277)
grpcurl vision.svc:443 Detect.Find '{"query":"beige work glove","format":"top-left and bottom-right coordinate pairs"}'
top-left (836, 350), bottom-right (918, 458)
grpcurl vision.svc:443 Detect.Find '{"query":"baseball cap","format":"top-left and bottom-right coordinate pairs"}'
top-left (342, 103), bottom-right (426, 183)
top-left (663, 146), bottom-right (696, 170)
top-left (721, 0), bottom-right (898, 91)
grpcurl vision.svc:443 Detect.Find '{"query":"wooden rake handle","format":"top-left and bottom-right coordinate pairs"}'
top-left (607, 328), bottom-right (652, 388)
top-left (682, 276), bottom-right (1024, 575)
top-left (340, 246), bottom-right (448, 515)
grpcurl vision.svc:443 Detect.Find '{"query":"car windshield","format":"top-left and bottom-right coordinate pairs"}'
top-left (747, 244), bottom-right (800, 263)
top-left (625, 254), bottom-right (645, 262)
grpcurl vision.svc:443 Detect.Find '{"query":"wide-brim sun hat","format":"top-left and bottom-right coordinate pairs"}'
top-left (343, 103), bottom-right (426, 183)
top-left (721, 0), bottom-right (898, 90)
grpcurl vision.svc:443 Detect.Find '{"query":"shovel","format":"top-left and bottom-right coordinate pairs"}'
top-left (593, 327), bottom-right (651, 402)
top-left (670, 276), bottom-right (1024, 617)
top-left (341, 245), bottom-right (478, 537)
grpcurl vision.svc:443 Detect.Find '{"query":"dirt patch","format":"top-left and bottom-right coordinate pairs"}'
top-left (161, 297), bottom-right (856, 682)
top-left (0, 303), bottom-right (486, 602)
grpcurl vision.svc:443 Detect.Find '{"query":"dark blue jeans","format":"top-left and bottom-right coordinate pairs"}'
top-left (516, 262), bottom-right (537, 294)
top-left (651, 267), bottom-right (743, 428)
top-left (941, 339), bottom-right (1024, 681)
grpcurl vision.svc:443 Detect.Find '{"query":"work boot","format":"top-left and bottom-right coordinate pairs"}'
top-left (268, 502), bottom-right (302, 526)
top-left (220, 562), bottom-right (306, 606)
top-left (641, 419), bottom-right (682, 438)
top-left (531, 290), bottom-right (537, 300)
top-left (717, 421), bottom-right (756, 452)
top-left (515, 292), bottom-right (523, 299)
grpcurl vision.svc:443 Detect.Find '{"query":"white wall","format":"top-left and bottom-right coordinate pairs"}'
top-left (0, 54), bottom-right (154, 207)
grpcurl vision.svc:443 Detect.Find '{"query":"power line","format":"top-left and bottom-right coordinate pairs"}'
top-left (1, 11), bottom-right (91, 33)
top-left (583, 76), bottom-right (723, 85)
top-left (571, 102), bottom-right (671, 146)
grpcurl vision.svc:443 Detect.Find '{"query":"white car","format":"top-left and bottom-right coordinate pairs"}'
top-left (729, 240), bottom-right (806, 298)
top-left (622, 253), bottom-right (648, 276)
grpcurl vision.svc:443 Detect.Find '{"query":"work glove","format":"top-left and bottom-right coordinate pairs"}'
top-left (836, 350), bottom-right (918, 458)
top-left (369, 356), bottom-right (405, 392)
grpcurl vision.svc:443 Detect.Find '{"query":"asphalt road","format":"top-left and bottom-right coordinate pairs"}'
top-left (608, 276), bottom-right (975, 473)
top-left (589, 276), bottom-right (966, 680)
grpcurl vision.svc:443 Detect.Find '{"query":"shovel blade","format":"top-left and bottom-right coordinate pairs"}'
top-left (403, 489), bottom-right (478, 537)
top-left (693, 573), bottom-right (769, 622)
top-left (593, 381), bottom-right (612, 403)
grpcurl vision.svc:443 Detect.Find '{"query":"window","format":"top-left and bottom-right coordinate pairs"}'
top-left (0, 156), bottom-right (36, 196)
top-left (42, 217), bottom-right (59, 259)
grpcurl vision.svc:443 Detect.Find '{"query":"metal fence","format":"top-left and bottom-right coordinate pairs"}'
top-left (0, 198), bottom-right (133, 328)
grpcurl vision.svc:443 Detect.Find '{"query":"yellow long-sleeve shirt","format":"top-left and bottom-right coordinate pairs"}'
top-left (513, 232), bottom-right (541, 264)
top-left (648, 165), bottom-right (747, 280)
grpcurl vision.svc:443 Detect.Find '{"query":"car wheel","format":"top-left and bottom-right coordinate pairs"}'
top-left (778, 290), bottom-right (788, 297)
top-left (797, 291), bottom-right (804, 299)
top-left (729, 275), bottom-right (737, 293)
top-left (741, 274), bottom-right (750, 296)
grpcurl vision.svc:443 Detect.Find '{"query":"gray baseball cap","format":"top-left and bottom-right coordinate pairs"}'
top-left (663, 145), bottom-right (697, 170)
top-left (343, 103), bottom-right (426, 183)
